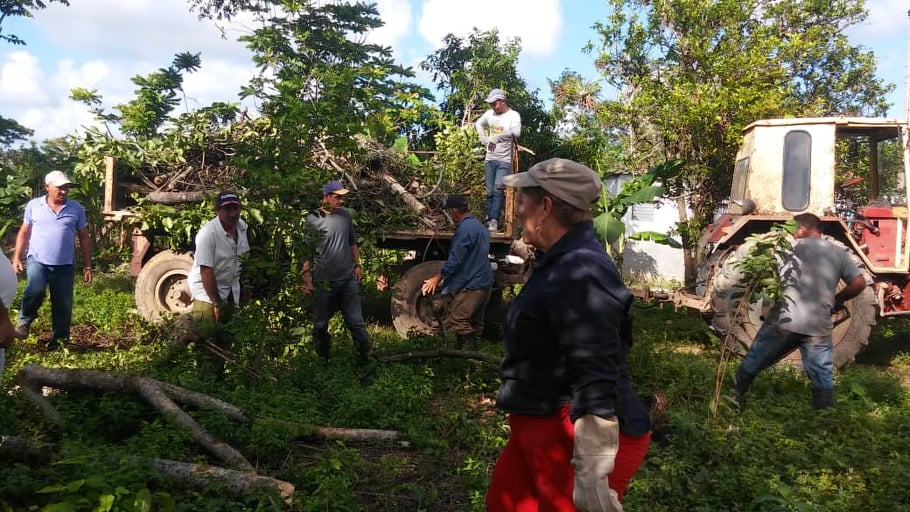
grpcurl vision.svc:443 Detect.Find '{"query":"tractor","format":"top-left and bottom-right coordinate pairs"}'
top-left (667, 117), bottom-right (910, 367)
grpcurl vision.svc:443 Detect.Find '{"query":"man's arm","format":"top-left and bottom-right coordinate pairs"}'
top-left (0, 300), bottom-right (15, 348)
top-left (78, 227), bottom-right (93, 284)
top-left (11, 222), bottom-right (30, 274)
top-left (351, 244), bottom-right (362, 282)
top-left (835, 275), bottom-right (866, 304)
top-left (199, 266), bottom-right (222, 322)
top-left (301, 261), bottom-right (314, 295)
top-left (423, 229), bottom-right (472, 296)
top-left (474, 111), bottom-right (490, 145)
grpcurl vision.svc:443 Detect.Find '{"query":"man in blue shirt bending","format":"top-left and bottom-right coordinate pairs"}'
top-left (421, 194), bottom-right (493, 349)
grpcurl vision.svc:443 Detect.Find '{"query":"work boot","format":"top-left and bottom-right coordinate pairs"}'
top-left (812, 388), bottom-right (836, 410)
top-left (314, 337), bottom-right (331, 365)
top-left (15, 322), bottom-right (30, 339)
top-left (731, 370), bottom-right (753, 411)
top-left (455, 334), bottom-right (477, 351)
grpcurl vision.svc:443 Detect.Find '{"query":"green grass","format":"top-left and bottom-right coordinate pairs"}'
top-left (2, 272), bottom-right (910, 511)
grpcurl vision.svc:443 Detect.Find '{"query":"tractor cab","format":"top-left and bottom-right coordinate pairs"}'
top-left (708, 117), bottom-right (910, 318)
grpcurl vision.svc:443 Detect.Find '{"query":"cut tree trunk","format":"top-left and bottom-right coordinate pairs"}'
top-left (146, 191), bottom-right (206, 204)
top-left (148, 458), bottom-right (294, 504)
top-left (15, 365), bottom-right (253, 471)
top-left (0, 438), bottom-right (293, 505)
top-left (378, 173), bottom-right (436, 228)
top-left (378, 349), bottom-right (501, 365)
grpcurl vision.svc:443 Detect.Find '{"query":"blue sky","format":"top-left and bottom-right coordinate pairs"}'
top-left (0, 0), bottom-right (906, 142)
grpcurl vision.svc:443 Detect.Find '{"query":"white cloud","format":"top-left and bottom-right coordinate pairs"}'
top-left (0, 0), bottom-right (258, 142)
top-left (848, 0), bottom-right (905, 41)
top-left (0, 52), bottom-right (48, 106)
top-left (367, 0), bottom-right (413, 50)
top-left (417, 0), bottom-right (563, 58)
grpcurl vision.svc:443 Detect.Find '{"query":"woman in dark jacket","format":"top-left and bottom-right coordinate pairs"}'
top-left (486, 158), bottom-right (651, 512)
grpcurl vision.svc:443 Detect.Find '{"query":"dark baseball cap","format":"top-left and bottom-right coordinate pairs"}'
top-left (323, 180), bottom-right (350, 195)
top-left (443, 194), bottom-right (468, 210)
top-left (216, 191), bottom-right (241, 208)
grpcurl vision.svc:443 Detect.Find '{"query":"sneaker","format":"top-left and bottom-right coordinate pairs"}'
top-left (15, 323), bottom-right (30, 339)
top-left (487, 219), bottom-right (499, 232)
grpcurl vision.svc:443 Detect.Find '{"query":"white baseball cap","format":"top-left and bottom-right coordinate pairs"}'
top-left (45, 170), bottom-right (76, 187)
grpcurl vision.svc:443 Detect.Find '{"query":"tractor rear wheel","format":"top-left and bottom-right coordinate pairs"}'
top-left (709, 238), bottom-right (876, 368)
top-left (135, 250), bottom-right (195, 323)
top-left (391, 261), bottom-right (445, 338)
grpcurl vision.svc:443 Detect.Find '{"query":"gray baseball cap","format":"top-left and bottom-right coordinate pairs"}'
top-left (502, 158), bottom-right (602, 210)
top-left (484, 88), bottom-right (507, 103)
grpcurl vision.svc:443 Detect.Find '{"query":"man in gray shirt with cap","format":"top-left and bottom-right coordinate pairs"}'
top-left (303, 180), bottom-right (372, 367)
top-left (475, 88), bottom-right (521, 232)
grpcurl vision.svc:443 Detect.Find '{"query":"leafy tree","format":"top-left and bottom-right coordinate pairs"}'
top-left (548, 69), bottom-right (625, 173)
top-left (191, 0), bottom-right (431, 169)
top-left (118, 52), bottom-right (202, 139)
top-left (0, 0), bottom-right (69, 46)
top-left (589, 0), bottom-right (892, 284)
top-left (0, 116), bottom-right (32, 146)
top-left (420, 29), bottom-right (557, 164)
top-left (590, 0), bottom-right (892, 220)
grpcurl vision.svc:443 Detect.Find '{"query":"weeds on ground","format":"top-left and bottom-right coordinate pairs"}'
top-left (2, 272), bottom-right (910, 511)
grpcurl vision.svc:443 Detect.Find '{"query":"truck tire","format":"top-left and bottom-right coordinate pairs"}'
top-left (709, 237), bottom-right (876, 369)
top-left (391, 260), bottom-right (444, 338)
top-left (135, 250), bottom-right (195, 323)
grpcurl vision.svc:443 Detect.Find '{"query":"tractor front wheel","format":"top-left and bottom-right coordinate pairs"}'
top-left (135, 250), bottom-right (195, 323)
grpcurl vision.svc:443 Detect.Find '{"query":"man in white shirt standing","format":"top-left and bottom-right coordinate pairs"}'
top-left (187, 191), bottom-right (250, 350)
top-left (475, 88), bottom-right (521, 232)
top-left (0, 253), bottom-right (18, 385)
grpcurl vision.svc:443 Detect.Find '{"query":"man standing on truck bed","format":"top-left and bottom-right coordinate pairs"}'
top-left (733, 212), bottom-right (867, 410)
top-left (303, 180), bottom-right (372, 367)
top-left (475, 88), bottom-right (521, 232)
top-left (12, 171), bottom-right (93, 350)
top-left (186, 191), bottom-right (250, 353)
top-left (420, 194), bottom-right (493, 349)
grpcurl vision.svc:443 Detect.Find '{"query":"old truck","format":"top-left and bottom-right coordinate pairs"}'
top-left (102, 154), bottom-right (529, 332)
top-left (664, 117), bottom-right (909, 367)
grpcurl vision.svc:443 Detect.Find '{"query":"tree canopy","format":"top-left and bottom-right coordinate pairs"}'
top-left (590, 0), bottom-right (892, 221)
top-left (420, 29), bottom-right (556, 163)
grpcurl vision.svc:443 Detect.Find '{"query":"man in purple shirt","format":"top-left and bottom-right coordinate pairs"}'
top-left (12, 171), bottom-right (93, 349)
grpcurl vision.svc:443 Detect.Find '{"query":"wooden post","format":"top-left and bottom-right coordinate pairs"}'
top-left (103, 156), bottom-right (116, 214)
top-left (503, 143), bottom-right (519, 237)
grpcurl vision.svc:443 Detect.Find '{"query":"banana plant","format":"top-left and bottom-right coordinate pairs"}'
top-left (593, 159), bottom-right (684, 260)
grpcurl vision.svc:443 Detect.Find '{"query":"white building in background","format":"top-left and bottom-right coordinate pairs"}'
top-left (603, 174), bottom-right (689, 284)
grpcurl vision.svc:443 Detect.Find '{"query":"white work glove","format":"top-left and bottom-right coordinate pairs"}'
top-left (572, 414), bottom-right (623, 512)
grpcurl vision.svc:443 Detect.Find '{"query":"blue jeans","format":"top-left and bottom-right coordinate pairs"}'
top-left (738, 322), bottom-right (835, 389)
top-left (311, 278), bottom-right (371, 361)
top-left (19, 257), bottom-right (75, 342)
top-left (485, 160), bottom-right (511, 222)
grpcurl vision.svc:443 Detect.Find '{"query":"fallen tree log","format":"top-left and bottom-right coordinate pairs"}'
top-left (148, 458), bottom-right (294, 504)
top-left (146, 191), bottom-right (206, 204)
top-left (0, 435), bottom-right (53, 463)
top-left (378, 173), bottom-right (436, 228)
top-left (15, 365), bottom-right (253, 471)
top-left (377, 349), bottom-right (501, 365)
top-left (256, 418), bottom-right (405, 445)
top-left (0, 436), bottom-right (292, 504)
top-left (315, 426), bottom-right (401, 443)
